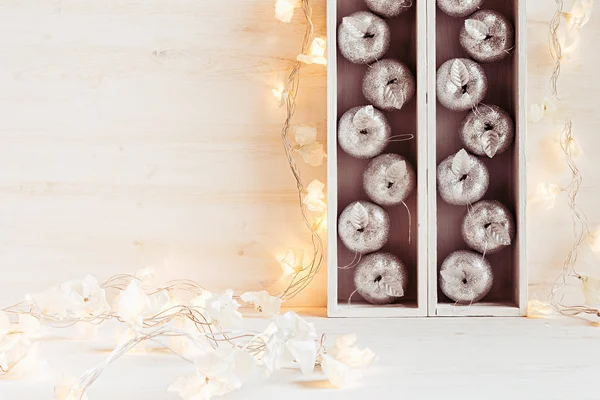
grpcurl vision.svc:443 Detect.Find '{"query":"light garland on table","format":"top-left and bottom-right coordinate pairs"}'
top-left (0, 1), bottom-right (354, 398)
top-left (529, 0), bottom-right (600, 318)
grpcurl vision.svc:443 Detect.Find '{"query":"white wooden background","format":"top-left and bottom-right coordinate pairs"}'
top-left (0, 0), bottom-right (596, 308)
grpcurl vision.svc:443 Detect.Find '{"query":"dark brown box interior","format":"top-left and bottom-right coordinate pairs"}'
top-left (435, 0), bottom-right (519, 307)
top-left (336, 1), bottom-right (419, 307)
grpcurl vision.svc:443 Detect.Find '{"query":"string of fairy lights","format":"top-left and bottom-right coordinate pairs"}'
top-left (530, 0), bottom-right (600, 318)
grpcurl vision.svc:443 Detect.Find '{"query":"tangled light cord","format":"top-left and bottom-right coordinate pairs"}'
top-left (278, 0), bottom-right (325, 301)
top-left (547, 0), bottom-right (600, 318)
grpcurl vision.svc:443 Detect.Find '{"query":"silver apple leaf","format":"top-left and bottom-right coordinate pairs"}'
top-left (486, 222), bottom-right (511, 246)
top-left (350, 202), bottom-right (369, 231)
top-left (451, 149), bottom-right (472, 177)
top-left (450, 59), bottom-right (470, 89)
top-left (482, 130), bottom-right (500, 158)
top-left (465, 19), bottom-right (489, 41)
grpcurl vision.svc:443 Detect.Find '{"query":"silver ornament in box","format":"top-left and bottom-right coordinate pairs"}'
top-left (338, 11), bottom-right (391, 64)
top-left (354, 252), bottom-right (408, 305)
top-left (363, 153), bottom-right (416, 206)
top-left (338, 201), bottom-right (390, 254)
top-left (436, 58), bottom-right (488, 111)
top-left (460, 10), bottom-right (514, 63)
top-left (462, 200), bottom-right (515, 254)
top-left (363, 59), bottom-right (416, 112)
top-left (459, 104), bottom-right (514, 158)
top-left (439, 250), bottom-right (493, 304)
top-left (338, 105), bottom-right (391, 159)
top-left (437, 0), bottom-right (484, 18)
top-left (437, 148), bottom-right (489, 206)
top-left (365, 0), bottom-right (413, 18)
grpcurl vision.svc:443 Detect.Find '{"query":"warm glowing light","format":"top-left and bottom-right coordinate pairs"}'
top-left (536, 183), bottom-right (561, 209)
top-left (312, 211), bottom-right (328, 233)
top-left (275, 0), bottom-right (300, 23)
top-left (587, 228), bottom-right (600, 253)
top-left (527, 300), bottom-right (554, 318)
top-left (297, 37), bottom-right (327, 65)
top-left (281, 248), bottom-right (304, 276)
top-left (559, 0), bottom-right (594, 54)
top-left (565, 136), bottom-right (582, 159)
top-left (272, 72), bottom-right (289, 108)
top-left (303, 179), bottom-right (327, 213)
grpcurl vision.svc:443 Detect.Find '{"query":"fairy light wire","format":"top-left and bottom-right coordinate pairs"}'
top-left (277, 0), bottom-right (325, 301)
top-left (546, 0), bottom-right (600, 318)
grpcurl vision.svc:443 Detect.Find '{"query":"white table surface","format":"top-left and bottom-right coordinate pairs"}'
top-left (2, 310), bottom-right (600, 400)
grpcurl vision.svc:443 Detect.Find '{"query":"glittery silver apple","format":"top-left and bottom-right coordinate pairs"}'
top-left (462, 200), bottom-right (515, 254)
top-left (437, 148), bottom-right (489, 206)
top-left (363, 59), bottom-right (416, 112)
top-left (459, 104), bottom-right (514, 158)
top-left (365, 0), bottom-right (413, 18)
top-left (460, 10), bottom-right (514, 63)
top-left (338, 105), bottom-right (391, 159)
top-left (439, 250), bottom-right (493, 304)
top-left (338, 201), bottom-right (390, 254)
top-left (354, 252), bottom-right (408, 305)
top-left (363, 153), bottom-right (416, 206)
top-left (338, 11), bottom-right (391, 64)
top-left (436, 58), bottom-right (488, 112)
top-left (437, 0), bottom-right (484, 17)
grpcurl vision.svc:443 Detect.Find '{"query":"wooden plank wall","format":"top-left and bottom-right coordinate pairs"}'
top-left (0, 0), bottom-right (598, 308)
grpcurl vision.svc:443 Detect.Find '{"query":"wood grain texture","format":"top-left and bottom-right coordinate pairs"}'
top-left (0, 0), bottom-right (598, 310)
top-left (0, 0), bottom-right (327, 307)
top-left (3, 314), bottom-right (600, 399)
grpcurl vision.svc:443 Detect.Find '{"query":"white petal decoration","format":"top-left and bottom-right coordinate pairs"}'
top-left (342, 16), bottom-right (371, 39)
top-left (240, 290), bottom-right (282, 316)
top-left (450, 59), bottom-right (470, 89)
top-left (115, 280), bottom-right (150, 330)
top-left (529, 103), bottom-right (543, 123)
top-left (465, 19), bottom-right (489, 41)
top-left (352, 105), bottom-right (377, 130)
top-left (191, 290), bottom-right (243, 330)
top-left (451, 149), bottom-right (472, 177)
top-left (350, 203), bottom-right (369, 231)
top-left (303, 180), bottom-right (327, 213)
top-left (385, 160), bottom-right (407, 184)
top-left (329, 334), bottom-right (377, 369)
top-left (580, 276), bottom-right (600, 306)
top-left (286, 339), bottom-right (317, 375)
top-left (294, 125), bottom-right (317, 146)
top-left (440, 269), bottom-right (466, 286)
top-left (481, 130), bottom-right (500, 158)
top-left (297, 142), bottom-right (326, 167)
top-left (384, 83), bottom-right (405, 110)
top-left (322, 354), bottom-right (363, 388)
top-left (486, 222), bottom-right (511, 246)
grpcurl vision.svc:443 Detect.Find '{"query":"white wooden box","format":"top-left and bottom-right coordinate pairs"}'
top-left (427, 0), bottom-right (527, 317)
top-left (327, 0), bottom-right (428, 317)
top-left (327, 0), bottom-right (527, 317)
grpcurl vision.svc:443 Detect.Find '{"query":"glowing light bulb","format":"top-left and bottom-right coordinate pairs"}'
top-left (297, 37), bottom-right (327, 65)
top-left (536, 183), bottom-right (561, 209)
top-left (312, 211), bottom-right (328, 233)
top-left (272, 72), bottom-right (289, 108)
top-left (559, 0), bottom-right (594, 54)
top-left (275, 0), bottom-right (300, 23)
top-left (565, 136), bottom-right (582, 159)
top-left (281, 248), bottom-right (304, 276)
top-left (587, 228), bottom-right (600, 253)
top-left (527, 300), bottom-right (553, 318)
top-left (303, 179), bottom-right (327, 213)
